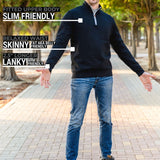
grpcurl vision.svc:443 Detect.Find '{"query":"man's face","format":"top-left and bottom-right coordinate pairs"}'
top-left (85, 0), bottom-right (99, 5)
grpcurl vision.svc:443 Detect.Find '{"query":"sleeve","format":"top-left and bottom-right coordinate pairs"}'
top-left (110, 18), bottom-right (144, 76)
top-left (45, 11), bottom-right (73, 72)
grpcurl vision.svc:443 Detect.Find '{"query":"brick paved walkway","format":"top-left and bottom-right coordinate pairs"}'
top-left (0, 54), bottom-right (160, 160)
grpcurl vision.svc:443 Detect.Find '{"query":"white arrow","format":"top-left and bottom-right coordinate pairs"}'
top-left (3, 18), bottom-right (83, 23)
top-left (3, 65), bottom-right (51, 68)
top-left (3, 47), bottom-right (75, 52)
top-left (3, 63), bottom-right (51, 69)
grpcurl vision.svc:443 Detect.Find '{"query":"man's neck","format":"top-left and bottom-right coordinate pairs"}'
top-left (85, 1), bottom-right (99, 10)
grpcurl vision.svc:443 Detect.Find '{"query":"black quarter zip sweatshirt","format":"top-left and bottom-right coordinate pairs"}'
top-left (46, 1), bottom-right (144, 78)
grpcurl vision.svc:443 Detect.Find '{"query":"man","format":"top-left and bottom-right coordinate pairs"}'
top-left (37, 0), bottom-right (156, 159)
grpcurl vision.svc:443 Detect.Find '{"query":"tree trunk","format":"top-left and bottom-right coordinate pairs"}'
top-left (119, 27), bottom-right (123, 40)
top-left (138, 29), bottom-right (141, 45)
top-left (31, 22), bottom-right (42, 61)
top-left (55, 25), bottom-right (59, 37)
top-left (136, 26), bottom-right (140, 47)
top-left (50, 28), bottom-right (54, 41)
top-left (122, 28), bottom-right (125, 42)
top-left (1, 19), bottom-right (20, 81)
top-left (131, 20), bottom-right (137, 58)
top-left (3, 67), bottom-right (20, 81)
top-left (49, 22), bottom-right (55, 41)
top-left (130, 31), bottom-right (132, 46)
top-left (124, 28), bottom-right (128, 45)
top-left (155, 23), bottom-right (160, 52)
top-left (144, 26), bottom-right (148, 49)
top-left (0, 0), bottom-right (29, 81)
top-left (146, 18), bottom-right (158, 71)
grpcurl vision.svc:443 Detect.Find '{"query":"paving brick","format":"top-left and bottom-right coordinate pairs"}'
top-left (0, 54), bottom-right (160, 159)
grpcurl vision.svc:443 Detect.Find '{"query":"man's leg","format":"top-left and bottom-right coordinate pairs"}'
top-left (94, 76), bottom-right (113, 159)
top-left (66, 78), bottom-right (92, 160)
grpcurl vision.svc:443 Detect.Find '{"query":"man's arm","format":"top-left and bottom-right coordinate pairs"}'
top-left (46, 11), bottom-right (73, 72)
top-left (110, 18), bottom-right (156, 92)
top-left (36, 11), bottom-right (73, 88)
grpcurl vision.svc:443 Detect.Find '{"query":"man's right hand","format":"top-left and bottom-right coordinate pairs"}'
top-left (36, 68), bottom-right (51, 88)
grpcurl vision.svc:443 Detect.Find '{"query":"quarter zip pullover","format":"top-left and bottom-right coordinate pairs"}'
top-left (46, 1), bottom-right (144, 78)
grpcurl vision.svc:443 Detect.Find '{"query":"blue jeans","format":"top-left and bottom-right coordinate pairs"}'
top-left (66, 76), bottom-right (113, 160)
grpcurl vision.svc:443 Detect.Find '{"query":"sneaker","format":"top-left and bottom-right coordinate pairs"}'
top-left (101, 155), bottom-right (115, 160)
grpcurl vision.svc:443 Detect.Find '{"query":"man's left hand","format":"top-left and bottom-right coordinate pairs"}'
top-left (139, 72), bottom-right (156, 92)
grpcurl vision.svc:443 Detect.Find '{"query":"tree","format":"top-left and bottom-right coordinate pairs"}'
top-left (0, 0), bottom-right (28, 80)
top-left (0, 0), bottom-right (83, 81)
top-left (155, 22), bottom-right (160, 52)
top-left (101, 0), bottom-right (160, 70)
top-left (101, 1), bottom-right (138, 57)
top-left (121, 0), bottom-right (160, 70)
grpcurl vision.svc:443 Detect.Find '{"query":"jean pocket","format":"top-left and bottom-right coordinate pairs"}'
top-left (71, 77), bottom-right (91, 88)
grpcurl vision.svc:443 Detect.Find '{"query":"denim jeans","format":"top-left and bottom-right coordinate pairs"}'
top-left (66, 76), bottom-right (113, 160)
